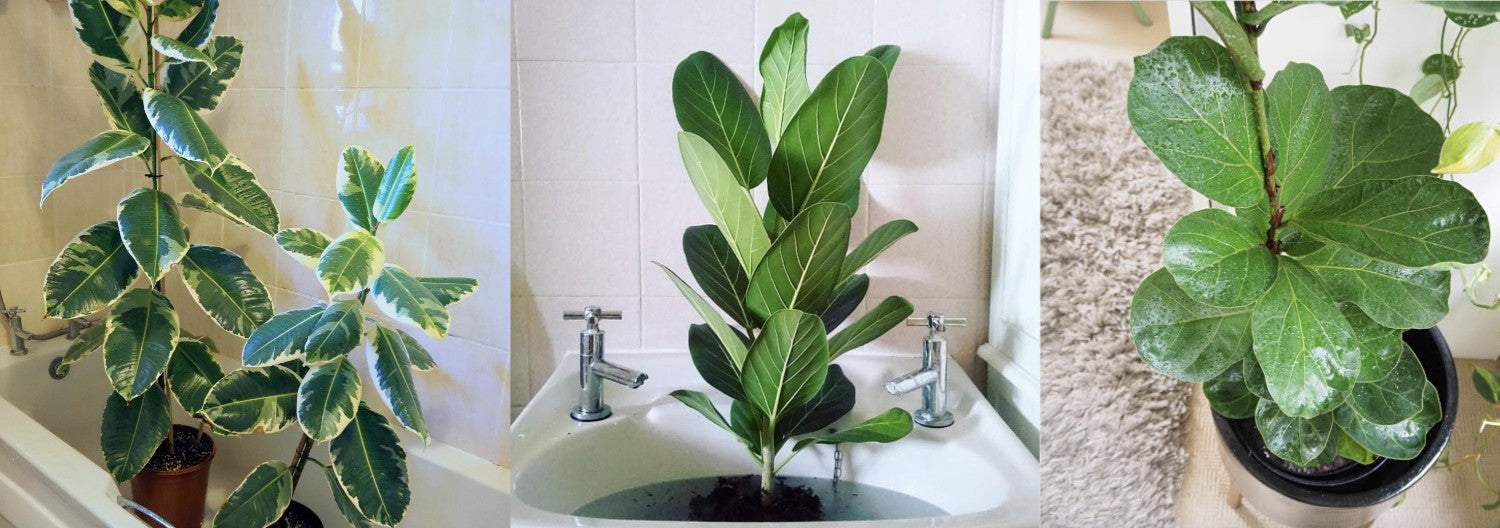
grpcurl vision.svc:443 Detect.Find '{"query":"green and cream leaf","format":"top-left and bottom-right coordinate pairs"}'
top-left (44, 221), bottom-right (139, 319)
top-left (103, 288), bottom-right (179, 400)
top-left (180, 245), bottom-right (274, 338)
top-left (317, 231), bottom-right (385, 296)
top-left (372, 264), bottom-right (450, 339)
top-left (42, 131), bottom-right (151, 205)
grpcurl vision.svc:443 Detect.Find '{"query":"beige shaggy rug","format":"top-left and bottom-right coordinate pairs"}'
top-left (1039, 60), bottom-right (1194, 527)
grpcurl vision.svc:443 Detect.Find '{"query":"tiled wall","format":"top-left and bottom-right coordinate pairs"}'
top-left (512, 0), bottom-right (1004, 406)
top-left (6, 1), bottom-right (512, 466)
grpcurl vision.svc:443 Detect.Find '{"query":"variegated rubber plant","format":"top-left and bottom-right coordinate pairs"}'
top-left (658, 13), bottom-right (917, 504)
top-left (1128, 2), bottom-right (1490, 468)
top-left (42, 0), bottom-right (281, 485)
top-left (205, 145), bottom-right (479, 528)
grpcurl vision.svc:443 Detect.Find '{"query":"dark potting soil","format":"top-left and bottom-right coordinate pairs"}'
top-left (269, 502), bottom-right (323, 528)
top-left (142, 429), bottom-right (213, 472)
top-left (688, 476), bottom-right (822, 522)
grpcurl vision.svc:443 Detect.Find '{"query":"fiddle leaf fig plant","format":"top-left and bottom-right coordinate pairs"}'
top-left (41, 0), bottom-right (277, 483)
top-left (1128, 2), bottom-right (1490, 468)
top-left (206, 145), bottom-right (479, 528)
top-left (659, 13), bottom-right (917, 504)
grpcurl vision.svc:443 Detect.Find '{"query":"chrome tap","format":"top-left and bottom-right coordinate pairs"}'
top-left (886, 312), bottom-right (966, 428)
top-left (565, 306), bottom-right (647, 422)
top-left (2, 306), bottom-right (26, 356)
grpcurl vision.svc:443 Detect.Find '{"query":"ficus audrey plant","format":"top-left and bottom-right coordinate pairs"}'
top-left (203, 145), bottom-right (479, 527)
top-left (42, 0), bottom-right (277, 502)
top-left (657, 13), bottom-right (918, 505)
top-left (1128, 1), bottom-right (1490, 469)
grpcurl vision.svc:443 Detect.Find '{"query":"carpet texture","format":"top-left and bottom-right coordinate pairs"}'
top-left (1039, 60), bottom-right (1194, 528)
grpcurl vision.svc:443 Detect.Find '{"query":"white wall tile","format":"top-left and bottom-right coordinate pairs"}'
top-left (517, 62), bottom-right (637, 181)
top-left (448, 0), bottom-right (512, 89)
top-left (279, 89), bottom-right (361, 197)
top-left (873, 0), bottom-right (995, 65)
top-left (514, 0), bottom-right (636, 62)
top-left (432, 90), bottom-right (510, 223)
top-left (0, 0), bottom-right (52, 87)
top-left (218, 0), bottom-right (291, 89)
top-left (640, 295), bottom-right (701, 351)
top-left (868, 64), bottom-right (993, 185)
top-left (521, 181), bottom-right (640, 296)
top-left (638, 180), bottom-right (712, 297)
top-left (360, 0), bottom-right (455, 88)
top-left (865, 184), bottom-right (990, 300)
top-left (754, 1), bottom-right (874, 66)
top-left (637, 62), bottom-right (756, 183)
top-left (637, 0), bottom-right (755, 64)
top-left (426, 215), bottom-right (510, 350)
top-left (286, 0), bottom-right (363, 88)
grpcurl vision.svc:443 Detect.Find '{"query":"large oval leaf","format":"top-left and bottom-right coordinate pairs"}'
top-left (742, 310), bottom-right (829, 425)
top-left (1162, 209), bottom-right (1276, 307)
top-left (100, 384), bottom-right (170, 482)
top-left (298, 357), bottom-right (362, 442)
top-left (821, 274), bottom-right (868, 332)
top-left (337, 146), bottom-right (387, 232)
top-left (767, 55), bottom-right (888, 218)
top-left (179, 157), bottom-right (280, 235)
top-left (87, 63), bottom-right (154, 155)
top-left (180, 245), bottom-right (274, 338)
top-left (1339, 303), bottom-right (1405, 383)
top-left (149, 34), bottom-right (215, 68)
top-left (201, 366), bottom-right (301, 434)
top-left (275, 228), bottom-right (331, 269)
top-left (41, 130), bottom-right (151, 205)
top-left (688, 323), bottom-right (744, 402)
top-left (161, 35), bottom-right (243, 112)
top-left (1346, 343), bottom-right (1428, 425)
top-left (827, 295), bottom-right (913, 359)
top-left (674, 51), bottom-right (771, 188)
top-left (304, 300), bottom-right (364, 364)
top-left (58, 323), bottom-right (106, 374)
top-left (214, 461), bottom-right (293, 528)
top-left (1252, 257), bottom-right (1359, 418)
top-left (684, 225), bottom-right (753, 329)
top-left (1293, 176), bottom-right (1489, 267)
top-left (1128, 269), bottom-right (1252, 383)
top-left (1254, 399), bottom-right (1336, 467)
top-left (398, 328), bottom-right (438, 371)
top-left (1127, 37), bottom-right (1262, 208)
top-left (325, 466), bottom-right (379, 528)
top-left (1335, 382), bottom-right (1441, 460)
top-left (118, 188), bottom-right (189, 282)
top-left (797, 407), bottom-right (913, 445)
top-left (678, 132), bottom-right (771, 275)
top-left (841, 219), bottom-right (918, 279)
top-left (318, 231), bottom-right (386, 296)
top-left (68, 0), bottom-right (146, 74)
top-left (103, 288), bottom-right (180, 399)
top-left (368, 323), bottom-right (428, 439)
top-left (1299, 244), bottom-right (1450, 329)
top-left (242, 304), bottom-right (325, 366)
top-left (143, 88), bottom-right (228, 166)
top-left (670, 389), bottom-right (734, 434)
top-left (417, 277), bottom-right (478, 307)
top-left (746, 202), bottom-right (852, 322)
top-left (44, 221), bottom-right (139, 319)
top-left (1266, 62), bottom-right (1332, 215)
top-left (372, 264), bottom-right (449, 339)
top-left (176, 0), bottom-right (217, 48)
top-left (331, 404), bottom-right (410, 526)
top-left (658, 263), bottom-right (750, 367)
top-left (1204, 361), bottom-right (1257, 419)
top-left (759, 13), bottom-right (811, 144)
top-left (1324, 85), bottom-right (1444, 188)
top-left (374, 146), bottom-right (417, 223)
top-left (777, 365), bottom-right (855, 437)
top-left (167, 338), bottom-right (224, 415)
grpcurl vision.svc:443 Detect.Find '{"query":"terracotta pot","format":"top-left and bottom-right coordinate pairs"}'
top-left (130, 424), bottom-right (216, 528)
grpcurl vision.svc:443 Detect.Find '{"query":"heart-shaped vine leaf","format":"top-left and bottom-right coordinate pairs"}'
top-left (674, 51), bottom-right (772, 188)
top-left (679, 132), bottom-right (771, 275)
top-left (100, 384), bottom-right (169, 482)
top-left (1475, 367), bottom-right (1500, 404)
top-left (1434, 122), bottom-right (1500, 174)
top-left (42, 130), bottom-right (151, 205)
top-left (1252, 257), bottom-right (1359, 418)
top-left (1162, 208), bottom-right (1276, 307)
top-left (44, 221), bottom-right (139, 319)
top-left (331, 404), bottom-right (411, 526)
top-left (746, 202), bottom-right (852, 322)
top-left (1298, 244), bottom-right (1450, 329)
top-left (1294, 175), bottom-right (1489, 267)
top-left (298, 357), bottom-right (363, 442)
top-left (1129, 269), bottom-right (1252, 383)
top-left (213, 461), bottom-right (293, 528)
top-left (768, 55), bottom-right (888, 218)
top-left (201, 365), bottom-right (301, 435)
top-left (104, 288), bottom-right (180, 400)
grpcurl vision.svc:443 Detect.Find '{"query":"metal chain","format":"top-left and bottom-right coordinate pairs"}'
top-left (833, 445), bottom-right (843, 489)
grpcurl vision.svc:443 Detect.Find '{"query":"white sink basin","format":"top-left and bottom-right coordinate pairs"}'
top-left (512, 352), bottom-right (1039, 527)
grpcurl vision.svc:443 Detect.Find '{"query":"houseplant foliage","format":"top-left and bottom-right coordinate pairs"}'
top-left (43, 0), bottom-right (275, 512)
top-left (1127, 1), bottom-right (1490, 469)
top-left (205, 145), bottom-right (479, 528)
top-left (658, 12), bottom-right (917, 510)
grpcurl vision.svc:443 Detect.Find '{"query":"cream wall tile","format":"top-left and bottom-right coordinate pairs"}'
top-left (511, 182), bottom-right (526, 296)
top-left (431, 89), bottom-right (509, 223)
top-left (406, 334), bottom-right (511, 464)
top-left (867, 64), bottom-right (993, 185)
top-left (514, 0), bottom-right (635, 62)
top-left (640, 295), bottom-right (700, 351)
top-left (873, 0), bottom-right (995, 65)
top-left (360, 0), bottom-right (455, 88)
top-left (753, 1), bottom-right (874, 66)
top-left (45, 1), bottom-right (95, 88)
top-left (510, 300), bottom-right (531, 407)
top-left (521, 181), bottom-right (640, 296)
top-left (3, 86), bottom-right (56, 176)
top-left (637, 0), bottom-right (754, 64)
top-left (0, 177), bottom-right (54, 265)
top-left (377, 211), bottom-right (431, 276)
top-left (354, 89), bottom-right (446, 212)
top-left (864, 184), bottom-right (989, 300)
top-left (270, 191), bottom-right (348, 294)
top-left (0, 260), bottom-right (58, 338)
top-left (638, 180), bottom-right (711, 297)
top-left (425, 215), bottom-right (508, 350)
top-left (218, 0), bottom-right (290, 89)
top-left (447, 0), bottom-right (511, 89)
top-left (0, 0), bottom-right (51, 86)
top-left (286, 0), bottom-right (364, 88)
top-left (523, 295), bottom-right (640, 395)
top-left (205, 90), bottom-right (286, 188)
top-left (279, 89), bottom-right (360, 197)
top-left (517, 62), bottom-right (637, 181)
top-left (636, 62), bottom-right (755, 183)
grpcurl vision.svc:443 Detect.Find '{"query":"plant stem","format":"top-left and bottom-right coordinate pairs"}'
top-left (1237, 0), bottom-right (1303, 26)
top-left (289, 284), bottom-right (376, 490)
top-left (1231, 4), bottom-right (1282, 253)
top-left (1356, 3), bottom-right (1379, 85)
top-left (760, 444), bottom-right (775, 507)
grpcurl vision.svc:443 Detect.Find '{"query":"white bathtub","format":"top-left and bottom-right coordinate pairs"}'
top-left (0, 339), bottom-right (510, 527)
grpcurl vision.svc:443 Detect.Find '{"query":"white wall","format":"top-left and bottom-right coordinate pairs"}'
top-left (1172, 2), bottom-right (1500, 360)
top-left (511, 0), bottom-right (1005, 406)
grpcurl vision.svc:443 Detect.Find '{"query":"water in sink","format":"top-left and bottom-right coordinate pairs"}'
top-left (573, 475), bottom-right (947, 521)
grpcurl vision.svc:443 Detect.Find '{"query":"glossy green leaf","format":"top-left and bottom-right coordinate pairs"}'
top-left (742, 310), bottom-right (828, 424)
top-left (763, 201), bottom-right (788, 240)
top-left (298, 357), bottom-right (362, 442)
top-left (68, 0), bottom-right (146, 74)
top-left (684, 225), bottom-right (754, 329)
top-left (57, 323), bottom-right (106, 374)
top-left (150, 35), bottom-right (214, 69)
top-left (1266, 63), bottom-right (1331, 215)
top-left (274, 228), bottom-right (331, 269)
top-left (397, 327), bottom-right (437, 371)
top-left (1409, 73), bottom-right (1445, 105)
top-left (1255, 399), bottom-right (1336, 467)
top-left (1253, 257), bottom-right (1359, 418)
top-left (325, 466), bottom-right (379, 528)
top-left (746, 202), bottom-right (852, 322)
top-left (180, 245), bottom-right (273, 338)
top-left (213, 461), bottom-right (292, 528)
top-left (317, 231), bottom-right (386, 296)
top-left (1422, 53), bottom-right (1461, 82)
top-left (157, 0), bottom-right (203, 20)
top-left (1293, 176), bottom-right (1489, 267)
top-left (103, 288), bottom-right (179, 400)
top-left (1243, 356), bottom-right (1272, 401)
top-left (1324, 85), bottom-right (1444, 188)
top-left (374, 146), bottom-right (417, 223)
top-left (1347, 344), bottom-right (1428, 425)
top-left (117, 188), bottom-right (188, 282)
top-left (1448, 10), bottom-right (1498, 26)
top-left (865, 45), bottom-right (901, 75)
top-left (670, 389), bottom-right (734, 434)
top-left (674, 51), bottom-right (772, 188)
top-left (1337, 427), bottom-right (1378, 465)
top-left (337, 146), bottom-right (387, 232)
top-left (179, 192), bottom-right (249, 228)
top-left (1299, 244), bottom-right (1450, 329)
top-left (42, 130), bottom-right (150, 205)
top-left (1162, 209), bottom-right (1275, 307)
top-left (176, 0), bottom-right (217, 48)
top-left (161, 35), bottom-right (243, 112)
top-left (304, 300), bottom-right (363, 364)
top-left (101, 385), bottom-right (169, 482)
top-left (179, 157), bottom-right (280, 235)
top-left (372, 264), bottom-right (450, 339)
top-left (416, 277), bottom-right (478, 307)
top-left (330, 404), bottom-right (410, 526)
top-left (797, 407), bottom-right (913, 445)
top-left (43, 221), bottom-right (139, 319)
top-left (778, 365), bottom-right (855, 437)
top-left (1127, 37), bottom-right (1262, 208)
top-left (201, 366), bottom-right (301, 435)
top-left (369, 323), bottom-right (428, 439)
top-left (679, 132), bottom-right (772, 275)
top-left (1204, 360), bottom-right (1257, 419)
top-left (87, 63), bottom-right (154, 154)
top-left (688, 323), bottom-right (745, 402)
top-left (768, 55), bottom-right (888, 217)
top-left (1128, 269), bottom-right (1252, 383)
top-left (1475, 367), bottom-right (1500, 404)
top-left (143, 88), bottom-right (228, 166)
top-left (1336, 382), bottom-right (1441, 460)
top-left (1189, 2), bottom-right (1263, 81)
top-left (167, 338), bottom-right (223, 414)
top-left (1338, 1), bottom-right (1372, 18)
top-left (827, 295), bottom-right (913, 360)
top-left (1433, 122), bottom-right (1500, 174)
top-left (759, 13), bottom-right (811, 144)
top-left (842, 220), bottom-right (917, 279)
top-left (1338, 303), bottom-right (1404, 383)
top-left (730, 400), bottom-right (764, 457)
top-left (1424, 1), bottom-right (1500, 14)
top-left (103, 0), bottom-right (143, 18)
top-left (821, 274), bottom-right (868, 332)
top-left (657, 262), bottom-right (749, 367)
top-left (242, 304), bottom-right (325, 366)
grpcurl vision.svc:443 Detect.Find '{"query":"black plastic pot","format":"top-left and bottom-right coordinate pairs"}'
top-left (1211, 327), bottom-right (1457, 528)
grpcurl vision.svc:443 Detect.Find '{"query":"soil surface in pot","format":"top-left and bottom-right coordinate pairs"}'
top-left (572, 474), bottom-right (946, 522)
top-left (143, 428), bottom-right (213, 472)
top-left (270, 501), bottom-right (323, 528)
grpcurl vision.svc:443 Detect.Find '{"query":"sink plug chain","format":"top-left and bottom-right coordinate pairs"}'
top-left (833, 445), bottom-right (844, 489)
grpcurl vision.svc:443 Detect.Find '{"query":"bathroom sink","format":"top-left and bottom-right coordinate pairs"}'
top-left (512, 352), bottom-right (1040, 527)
